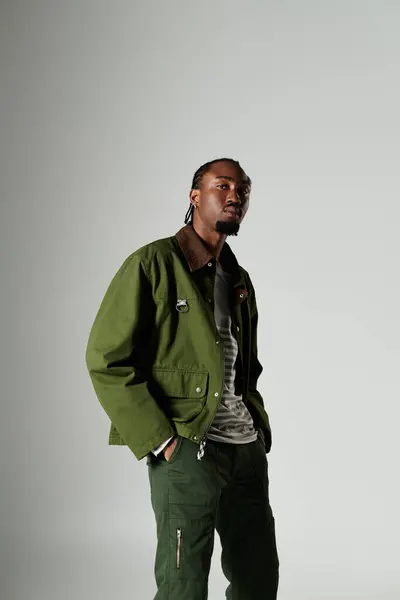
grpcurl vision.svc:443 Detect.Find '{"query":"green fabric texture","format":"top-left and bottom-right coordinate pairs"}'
top-left (85, 225), bottom-right (272, 460)
top-left (147, 434), bottom-right (279, 599)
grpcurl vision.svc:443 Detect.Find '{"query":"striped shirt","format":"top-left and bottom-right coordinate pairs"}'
top-left (206, 262), bottom-right (257, 445)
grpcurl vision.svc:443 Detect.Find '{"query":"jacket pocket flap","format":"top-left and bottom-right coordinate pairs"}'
top-left (151, 368), bottom-right (209, 399)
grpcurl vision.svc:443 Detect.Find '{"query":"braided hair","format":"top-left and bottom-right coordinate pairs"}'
top-left (184, 158), bottom-right (250, 224)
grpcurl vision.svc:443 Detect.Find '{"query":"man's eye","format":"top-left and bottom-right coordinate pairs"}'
top-left (217, 183), bottom-right (229, 189)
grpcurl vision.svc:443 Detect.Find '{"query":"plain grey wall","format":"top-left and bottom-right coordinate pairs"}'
top-left (2, 1), bottom-right (400, 599)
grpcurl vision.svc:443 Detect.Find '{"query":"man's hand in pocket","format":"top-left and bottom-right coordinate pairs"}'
top-left (163, 436), bottom-right (178, 462)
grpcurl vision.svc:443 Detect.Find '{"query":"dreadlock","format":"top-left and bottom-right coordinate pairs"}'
top-left (184, 158), bottom-right (251, 224)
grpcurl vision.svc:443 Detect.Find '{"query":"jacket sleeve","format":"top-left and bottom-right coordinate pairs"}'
top-left (247, 277), bottom-right (272, 450)
top-left (85, 253), bottom-right (176, 461)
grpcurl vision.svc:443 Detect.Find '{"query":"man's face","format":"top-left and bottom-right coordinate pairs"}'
top-left (190, 161), bottom-right (251, 235)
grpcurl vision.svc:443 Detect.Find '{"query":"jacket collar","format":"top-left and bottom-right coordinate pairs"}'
top-left (175, 224), bottom-right (248, 301)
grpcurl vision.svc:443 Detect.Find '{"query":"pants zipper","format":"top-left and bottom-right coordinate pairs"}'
top-left (176, 528), bottom-right (182, 569)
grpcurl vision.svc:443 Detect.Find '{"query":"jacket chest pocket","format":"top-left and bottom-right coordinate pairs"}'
top-left (151, 368), bottom-right (209, 422)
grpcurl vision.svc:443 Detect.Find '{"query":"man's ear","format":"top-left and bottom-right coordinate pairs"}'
top-left (189, 189), bottom-right (200, 206)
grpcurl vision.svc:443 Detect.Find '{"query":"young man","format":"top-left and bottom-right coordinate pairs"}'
top-left (85, 158), bottom-right (279, 599)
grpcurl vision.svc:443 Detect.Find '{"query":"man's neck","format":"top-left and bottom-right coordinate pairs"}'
top-left (192, 223), bottom-right (227, 261)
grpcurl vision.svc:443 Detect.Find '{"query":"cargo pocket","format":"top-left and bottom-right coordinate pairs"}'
top-left (151, 369), bottom-right (209, 423)
top-left (169, 517), bottom-right (214, 581)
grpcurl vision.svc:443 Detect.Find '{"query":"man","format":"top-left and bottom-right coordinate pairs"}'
top-left (85, 158), bottom-right (279, 599)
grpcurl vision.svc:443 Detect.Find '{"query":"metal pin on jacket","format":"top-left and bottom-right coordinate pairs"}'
top-left (176, 299), bottom-right (189, 313)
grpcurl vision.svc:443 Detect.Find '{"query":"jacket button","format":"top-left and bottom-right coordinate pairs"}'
top-left (207, 262), bottom-right (212, 267)
top-left (196, 387), bottom-right (202, 393)
top-left (236, 326), bottom-right (240, 331)
top-left (214, 392), bottom-right (219, 397)
top-left (239, 293), bottom-right (244, 298)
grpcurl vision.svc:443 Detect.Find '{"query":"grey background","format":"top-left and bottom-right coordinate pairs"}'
top-left (2, 1), bottom-right (400, 599)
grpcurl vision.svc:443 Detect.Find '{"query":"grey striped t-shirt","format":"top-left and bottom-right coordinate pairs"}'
top-left (206, 262), bottom-right (258, 445)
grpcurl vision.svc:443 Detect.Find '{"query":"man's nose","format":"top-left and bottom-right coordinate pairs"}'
top-left (228, 188), bottom-right (241, 204)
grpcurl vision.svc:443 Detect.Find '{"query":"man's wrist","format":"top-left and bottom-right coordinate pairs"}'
top-left (152, 435), bottom-right (175, 456)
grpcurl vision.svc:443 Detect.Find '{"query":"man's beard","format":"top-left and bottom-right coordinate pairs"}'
top-left (215, 220), bottom-right (240, 236)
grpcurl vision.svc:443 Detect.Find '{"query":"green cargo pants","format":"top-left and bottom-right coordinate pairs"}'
top-left (146, 431), bottom-right (279, 599)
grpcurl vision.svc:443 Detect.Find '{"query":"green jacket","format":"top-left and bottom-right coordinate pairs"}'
top-left (85, 224), bottom-right (272, 461)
